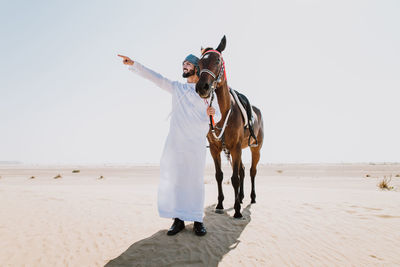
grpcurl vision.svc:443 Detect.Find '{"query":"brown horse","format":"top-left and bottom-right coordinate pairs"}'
top-left (195, 36), bottom-right (264, 218)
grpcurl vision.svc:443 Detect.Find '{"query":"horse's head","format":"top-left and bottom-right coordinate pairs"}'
top-left (195, 35), bottom-right (227, 99)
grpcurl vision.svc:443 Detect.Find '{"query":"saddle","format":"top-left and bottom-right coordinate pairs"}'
top-left (229, 88), bottom-right (258, 147)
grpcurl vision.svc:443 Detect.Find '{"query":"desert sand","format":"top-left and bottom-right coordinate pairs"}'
top-left (1, 163), bottom-right (400, 266)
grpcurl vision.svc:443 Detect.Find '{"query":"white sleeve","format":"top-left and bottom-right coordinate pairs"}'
top-left (207, 94), bottom-right (222, 123)
top-left (128, 62), bottom-right (178, 94)
top-left (213, 101), bottom-right (222, 123)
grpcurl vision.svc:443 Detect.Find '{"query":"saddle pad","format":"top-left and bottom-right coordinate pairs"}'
top-left (229, 88), bottom-right (256, 128)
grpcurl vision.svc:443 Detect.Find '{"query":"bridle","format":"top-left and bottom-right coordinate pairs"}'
top-left (199, 49), bottom-right (226, 93)
top-left (199, 49), bottom-right (232, 144)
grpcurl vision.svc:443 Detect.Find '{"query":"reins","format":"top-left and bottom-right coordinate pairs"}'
top-left (200, 50), bottom-right (233, 165)
top-left (200, 50), bottom-right (232, 141)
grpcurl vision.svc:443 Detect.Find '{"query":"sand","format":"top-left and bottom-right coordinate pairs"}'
top-left (1, 163), bottom-right (400, 266)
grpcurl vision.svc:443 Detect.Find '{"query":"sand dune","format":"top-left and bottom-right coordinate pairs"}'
top-left (0, 164), bottom-right (400, 266)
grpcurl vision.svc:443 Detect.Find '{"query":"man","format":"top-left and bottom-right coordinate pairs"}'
top-left (118, 53), bottom-right (221, 236)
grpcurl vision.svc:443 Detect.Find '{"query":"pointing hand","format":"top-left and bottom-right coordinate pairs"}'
top-left (118, 54), bottom-right (134, 65)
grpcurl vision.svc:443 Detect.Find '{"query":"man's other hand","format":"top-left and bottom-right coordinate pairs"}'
top-left (207, 107), bottom-right (216, 116)
top-left (118, 54), bottom-right (134, 65)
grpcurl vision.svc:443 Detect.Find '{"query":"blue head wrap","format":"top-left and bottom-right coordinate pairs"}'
top-left (183, 54), bottom-right (200, 76)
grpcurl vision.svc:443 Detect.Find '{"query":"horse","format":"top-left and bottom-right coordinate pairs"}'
top-left (195, 36), bottom-right (264, 218)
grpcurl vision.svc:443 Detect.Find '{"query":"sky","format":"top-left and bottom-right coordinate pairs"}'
top-left (1, 0), bottom-right (399, 164)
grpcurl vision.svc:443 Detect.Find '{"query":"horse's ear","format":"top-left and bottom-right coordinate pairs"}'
top-left (201, 46), bottom-right (206, 55)
top-left (216, 35), bottom-right (226, 53)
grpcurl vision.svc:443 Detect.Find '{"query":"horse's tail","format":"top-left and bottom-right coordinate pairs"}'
top-left (223, 147), bottom-right (232, 166)
top-left (251, 105), bottom-right (264, 148)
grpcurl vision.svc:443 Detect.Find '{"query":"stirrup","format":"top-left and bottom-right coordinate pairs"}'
top-left (248, 135), bottom-right (258, 147)
top-left (248, 123), bottom-right (258, 147)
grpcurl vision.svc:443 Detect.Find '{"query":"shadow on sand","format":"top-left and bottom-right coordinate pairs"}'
top-left (105, 204), bottom-right (252, 267)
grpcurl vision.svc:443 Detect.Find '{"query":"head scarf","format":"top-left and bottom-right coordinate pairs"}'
top-left (183, 54), bottom-right (199, 76)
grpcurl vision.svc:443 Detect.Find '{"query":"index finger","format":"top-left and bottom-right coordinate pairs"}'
top-left (117, 54), bottom-right (129, 59)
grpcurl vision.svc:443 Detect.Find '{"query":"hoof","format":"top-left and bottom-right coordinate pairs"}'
top-left (251, 199), bottom-right (256, 204)
top-left (233, 212), bottom-right (243, 219)
top-left (215, 209), bottom-right (224, 214)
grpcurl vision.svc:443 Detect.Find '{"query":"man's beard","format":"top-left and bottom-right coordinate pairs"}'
top-left (182, 69), bottom-right (195, 78)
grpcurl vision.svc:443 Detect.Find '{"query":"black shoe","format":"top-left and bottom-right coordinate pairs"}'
top-left (167, 218), bottom-right (185, 236)
top-left (193, 221), bottom-right (207, 236)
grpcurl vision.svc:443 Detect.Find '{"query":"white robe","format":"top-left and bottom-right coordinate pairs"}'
top-left (128, 62), bottom-right (221, 222)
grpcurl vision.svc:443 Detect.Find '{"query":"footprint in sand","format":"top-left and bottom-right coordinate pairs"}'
top-left (370, 254), bottom-right (384, 261)
top-left (375, 214), bottom-right (400, 219)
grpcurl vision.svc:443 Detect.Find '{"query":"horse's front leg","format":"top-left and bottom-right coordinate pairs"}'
top-left (239, 160), bottom-right (245, 204)
top-left (230, 145), bottom-right (243, 218)
top-left (210, 145), bottom-right (224, 213)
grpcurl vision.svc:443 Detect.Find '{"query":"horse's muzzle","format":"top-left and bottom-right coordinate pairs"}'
top-left (195, 83), bottom-right (211, 99)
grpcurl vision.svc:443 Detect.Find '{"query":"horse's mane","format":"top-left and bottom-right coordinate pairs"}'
top-left (201, 47), bottom-right (214, 55)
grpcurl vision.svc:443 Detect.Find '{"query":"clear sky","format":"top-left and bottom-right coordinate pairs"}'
top-left (1, 0), bottom-right (399, 164)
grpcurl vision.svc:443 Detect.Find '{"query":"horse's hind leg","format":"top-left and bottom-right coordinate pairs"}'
top-left (211, 146), bottom-right (224, 213)
top-left (250, 147), bottom-right (260, 204)
top-left (239, 160), bottom-right (245, 204)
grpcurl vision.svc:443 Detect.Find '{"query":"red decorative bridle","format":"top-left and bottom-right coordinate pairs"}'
top-left (199, 49), bottom-right (232, 141)
top-left (199, 50), bottom-right (227, 90)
